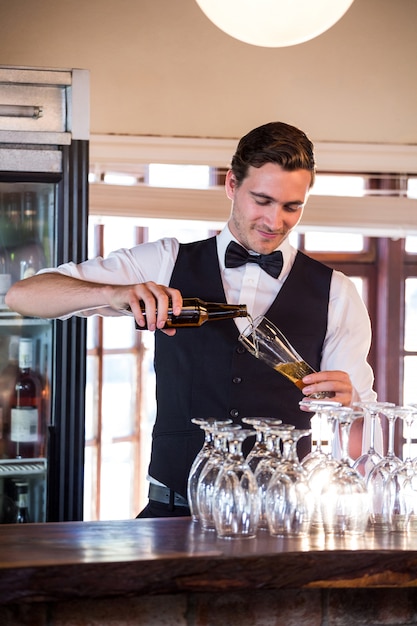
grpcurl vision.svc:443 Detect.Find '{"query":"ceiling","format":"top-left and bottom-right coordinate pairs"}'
top-left (0, 0), bottom-right (416, 145)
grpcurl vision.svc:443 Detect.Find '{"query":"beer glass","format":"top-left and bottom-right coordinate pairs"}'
top-left (239, 316), bottom-right (333, 400)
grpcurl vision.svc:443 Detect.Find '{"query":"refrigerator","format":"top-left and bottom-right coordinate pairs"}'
top-left (0, 66), bottom-right (89, 523)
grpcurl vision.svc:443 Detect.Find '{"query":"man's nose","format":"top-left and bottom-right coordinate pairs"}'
top-left (265, 204), bottom-right (284, 228)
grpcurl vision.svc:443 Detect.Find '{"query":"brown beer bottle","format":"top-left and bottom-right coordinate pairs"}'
top-left (135, 298), bottom-right (247, 329)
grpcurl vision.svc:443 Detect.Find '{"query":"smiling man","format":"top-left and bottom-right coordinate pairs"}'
top-left (6, 121), bottom-right (377, 518)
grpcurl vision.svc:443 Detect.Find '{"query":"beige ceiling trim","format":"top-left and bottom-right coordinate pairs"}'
top-left (89, 183), bottom-right (417, 237)
top-left (90, 134), bottom-right (417, 173)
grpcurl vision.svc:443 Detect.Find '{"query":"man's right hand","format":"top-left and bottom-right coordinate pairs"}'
top-left (5, 273), bottom-right (182, 335)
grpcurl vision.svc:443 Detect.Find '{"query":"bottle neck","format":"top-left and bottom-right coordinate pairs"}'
top-left (204, 302), bottom-right (247, 320)
top-left (18, 339), bottom-right (33, 370)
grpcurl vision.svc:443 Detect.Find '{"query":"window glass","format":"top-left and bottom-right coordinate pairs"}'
top-left (102, 353), bottom-right (137, 439)
top-left (148, 164), bottom-right (211, 189)
top-left (85, 354), bottom-right (98, 441)
top-left (83, 446), bottom-right (97, 521)
top-left (404, 278), bottom-right (417, 352)
top-left (405, 236), bottom-right (417, 253)
top-left (102, 216), bottom-right (137, 254)
top-left (404, 356), bottom-right (417, 405)
top-left (103, 172), bottom-right (137, 186)
top-left (349, 277), bottom-right (365, 302)
top-left (139, 330), bottom-right (157, 491)
top-left (408, 177), bottom-right (417, 199)
top-left (310, 175), bottom-right (365, 197)
top-left (100, 441), bottom-right (136, 520)
top-left (103, 315), bottom-right (136, 350)
top-left (86, 316), bottom-right (96, 350)
top-left (146, 217), bottom-right (222, 243)
top-left (304, 232), bottom-right (365, 252)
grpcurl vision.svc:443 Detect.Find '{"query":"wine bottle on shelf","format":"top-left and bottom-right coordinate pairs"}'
top-left (0, 336), bottom-right (20, 459)
top-left (134, 298), bottom-right (248, 329)
top-left (9, 338), bottom-right (44, 459)
top-left (13, 481), bottom-right (31, 523)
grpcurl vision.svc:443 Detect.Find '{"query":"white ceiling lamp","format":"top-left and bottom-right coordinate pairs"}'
top-left (195, 0), bottom-right (355, 48)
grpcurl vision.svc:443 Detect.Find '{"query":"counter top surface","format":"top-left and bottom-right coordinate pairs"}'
top-left (1, 518), bottom-right (417, 604)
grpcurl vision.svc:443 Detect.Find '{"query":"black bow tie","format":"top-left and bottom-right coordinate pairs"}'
top-left (225, 241), bottom-right (283, 279)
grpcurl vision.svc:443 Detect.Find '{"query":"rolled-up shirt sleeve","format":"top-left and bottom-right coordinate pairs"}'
top-left (38, 238), bottom-right (180, 318)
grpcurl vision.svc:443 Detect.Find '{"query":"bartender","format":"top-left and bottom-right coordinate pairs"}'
top-left (5, 121), bottom-right (377, 518)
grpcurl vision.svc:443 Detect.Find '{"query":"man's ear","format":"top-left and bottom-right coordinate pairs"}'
top-left (225, 169), bottom-right (237, 200)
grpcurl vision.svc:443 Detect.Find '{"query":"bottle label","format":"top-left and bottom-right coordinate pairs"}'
top-left (10, 407), bottom-right (39, 442)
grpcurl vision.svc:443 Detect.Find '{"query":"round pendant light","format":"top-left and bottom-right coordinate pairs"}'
top-left (195, 0), bottom-right (355, 48)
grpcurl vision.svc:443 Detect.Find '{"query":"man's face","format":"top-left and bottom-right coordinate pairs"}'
top-left (226, 163), bottom-right (312, 254)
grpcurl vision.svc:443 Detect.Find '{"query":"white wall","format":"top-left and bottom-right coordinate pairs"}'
top-left (0, 0), bottom-right (416, 144)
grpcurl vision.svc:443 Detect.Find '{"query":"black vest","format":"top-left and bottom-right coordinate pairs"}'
top-left (149, 237), bottom-right (332, 497)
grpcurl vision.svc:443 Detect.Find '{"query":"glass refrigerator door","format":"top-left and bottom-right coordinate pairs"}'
top-left (0, 180), bottom-right (55, 523)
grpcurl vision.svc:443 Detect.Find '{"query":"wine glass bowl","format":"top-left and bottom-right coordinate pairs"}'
top-left (253, 423), bottom-right (295, 530)
top-left (319, 408), bottom-right (370, 537)
top-left (265, 428), bottom-right (314, 537)
top-left (212, 429), bottom-right (259, 539)
top-left (196, 423), bottom-right (241, 531)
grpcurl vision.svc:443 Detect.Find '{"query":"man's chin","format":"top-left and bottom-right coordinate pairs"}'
top-left (254, 235), bottom-right (287, 253)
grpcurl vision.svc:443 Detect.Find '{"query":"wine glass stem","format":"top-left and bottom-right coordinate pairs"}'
top-left (315, 411), bottom-right (323, 451)
top-left (368, 413), bottom-right (377, 453)
top-left (282, 440), bottom-right (292, 460)
top-left (405, 418), bottom-right (413, 462)
top-left (340, 421), bottom-right (351, 464)
top-left (326, 417), bottom-right (337, 459)
top-left (387, 417), bottom-right (396, 458)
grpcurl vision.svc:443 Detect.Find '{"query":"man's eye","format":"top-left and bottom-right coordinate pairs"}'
top-left (254, 198), bottom-right (271, 206)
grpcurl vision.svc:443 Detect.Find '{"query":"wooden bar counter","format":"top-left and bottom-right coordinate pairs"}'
top-left (2, 518), bottom-right (417, 625)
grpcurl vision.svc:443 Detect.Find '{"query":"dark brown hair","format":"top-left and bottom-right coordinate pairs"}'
top-left (231, 121), bottom-right (316, 187)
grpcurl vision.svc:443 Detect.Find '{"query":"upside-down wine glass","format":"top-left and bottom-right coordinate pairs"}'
top-left (302, 401), bottom-right (344, 535)
top-left (320, 408), bottom-right (370, 536)
top-left (187, 417), bottom-right (233, 522)
top-left (254, 423), bottom-right (295, 530)
top-left (367, 406), bottom-right (403, 532)
top-left (213, 429), bottom-right (259, 539)
top-left (385, 406), bottom-right (417, 532)
top-left (265, 428), bottom-right (314, 537)
top-left (196, 423), bottom-right (241, 531)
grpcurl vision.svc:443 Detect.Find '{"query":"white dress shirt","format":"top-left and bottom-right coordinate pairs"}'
top-left (47, 225), bottom-right (378, 453)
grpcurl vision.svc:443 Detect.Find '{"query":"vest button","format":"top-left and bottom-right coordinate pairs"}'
top-left (230, 409), bottom-right (239, 418)
top-left (232, 377), bottom-right (242, 384)
top-left (236, 345), bottom-right (246, 354)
